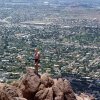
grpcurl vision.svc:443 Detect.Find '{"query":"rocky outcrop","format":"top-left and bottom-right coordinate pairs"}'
top-left (76, 93), bottom-right (95, 100)
top-left (0, 68), bottom-right (94, 100)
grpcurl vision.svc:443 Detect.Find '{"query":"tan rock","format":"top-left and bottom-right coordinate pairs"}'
top-left (3, 85), bottom-right (23, 98)
top-left (38, 84), bottom-right (45, 91)
top-left (40, 88), bottom-right (49, 99)
top-left (56, 78), bottom-right (64, 92)
top-left (13, 97), bottom-right (27, 100)
top-left (45, 87), bottom-right (53, 100)
top-left (41, 73), bottom-right (54, 87)
top-left (52, 79), bottom-right (64, 100)
top-left (34, 89), bottom-right (44, 100)
top-left (0, 90), bottom-right (12, 100)
top-left (64, 79), bottom-right (77, 100)
top-left (41, 73), bottom-right (50, 87)
top-left (0, 84), bottom-right (22, 100)
top-left (0, 83), bottom-right (6, 90)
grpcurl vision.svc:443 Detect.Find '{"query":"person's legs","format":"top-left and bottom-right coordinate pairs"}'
top-left (34, 59), bottom-right (40, 74)
top-left (38, 63), bottom-right (41, 67)
top-left (34, 63), bottom-right (38, 74)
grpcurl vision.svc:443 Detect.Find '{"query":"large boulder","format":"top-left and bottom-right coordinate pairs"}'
top-left (64, 79), bottom-right (77, 100)
top-left (53, 79), bottom-right (64, 100)
top-left (52, 78), bottom-right (77, 100)
top-left (19, 68), bottom-right (41, 100)
top-left (41, 73), bottom-right (54, 87)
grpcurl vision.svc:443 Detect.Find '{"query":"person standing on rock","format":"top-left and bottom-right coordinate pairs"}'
top-left (34, 48), bottom-right (40, 74)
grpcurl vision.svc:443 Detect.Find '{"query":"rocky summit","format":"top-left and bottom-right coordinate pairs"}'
top-left (0, 68), bottom-right (95, 100)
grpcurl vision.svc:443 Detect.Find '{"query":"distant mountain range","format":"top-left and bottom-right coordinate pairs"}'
top-left (0, 0), bottom-right (100, 8)
top-left (0, 0), bottom-right (100, 3)
top-left (52, 0), bottom-right (100, 8)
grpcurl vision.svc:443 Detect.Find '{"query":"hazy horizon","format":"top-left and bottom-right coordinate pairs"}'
top-left (0, 0), bottom-right (100, 7)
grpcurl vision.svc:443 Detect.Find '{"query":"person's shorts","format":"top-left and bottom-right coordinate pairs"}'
top-left (35, 59), bottom-right (40, 63)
